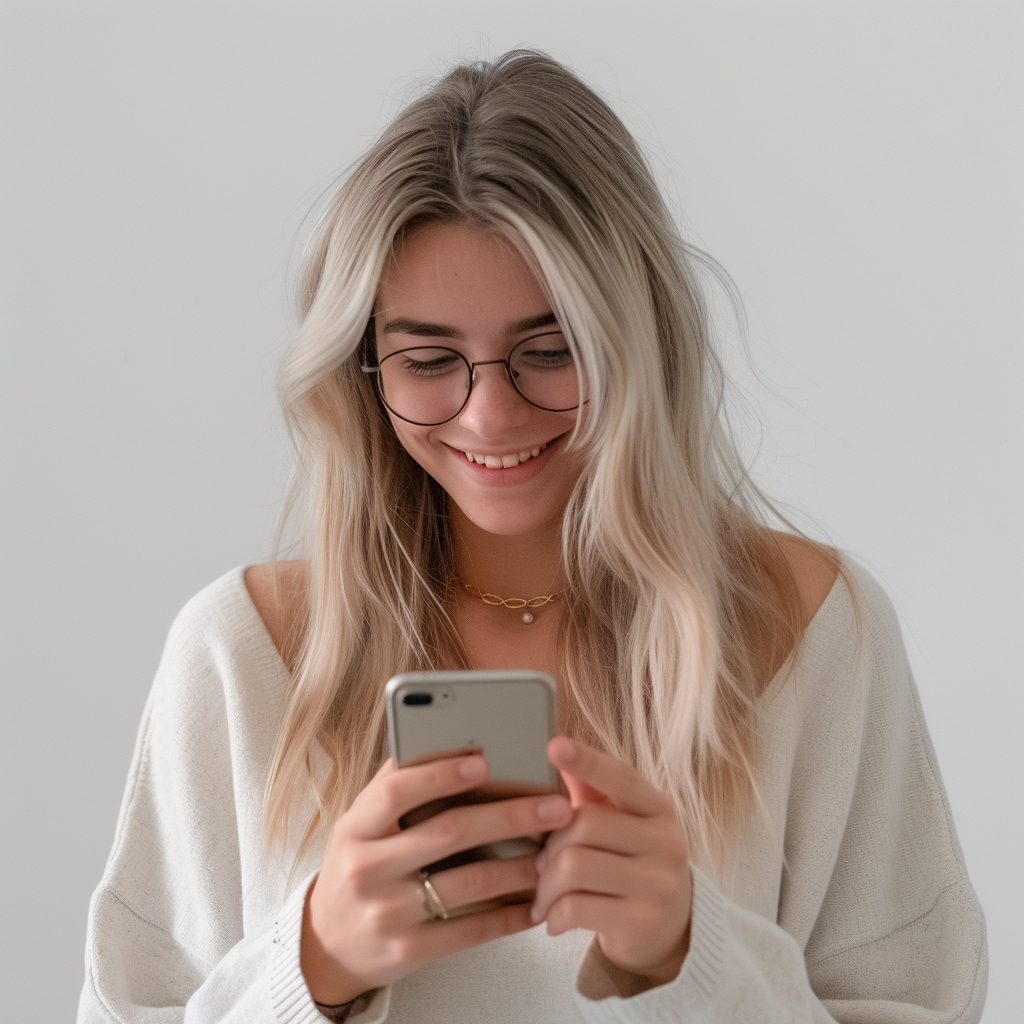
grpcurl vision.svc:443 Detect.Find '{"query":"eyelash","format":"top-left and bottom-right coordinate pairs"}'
top-left (399, 355), bottom-right (463, 376)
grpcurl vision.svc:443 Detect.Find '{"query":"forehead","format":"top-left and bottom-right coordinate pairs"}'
top-left (376, 222), bottom-right (551, 327)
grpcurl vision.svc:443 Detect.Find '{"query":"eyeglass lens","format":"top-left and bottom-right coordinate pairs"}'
top-left (376, 333), bottom-right (581, 425)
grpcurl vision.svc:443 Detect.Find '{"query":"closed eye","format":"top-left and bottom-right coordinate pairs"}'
top-left (398, 351), bottom-right (464, 376)
top-left (514, 333), bottom-right (574, 369)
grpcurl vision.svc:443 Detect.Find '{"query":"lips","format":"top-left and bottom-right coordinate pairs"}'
top-left (443, 432), bottom-right (569, 485)
top-left (459, 442), bottom-right (547, 468)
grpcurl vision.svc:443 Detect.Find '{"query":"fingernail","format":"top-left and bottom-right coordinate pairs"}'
top-left (536, 795), bottom-right (571, 823)
top-left (459, 755), bottom-right (487, 780)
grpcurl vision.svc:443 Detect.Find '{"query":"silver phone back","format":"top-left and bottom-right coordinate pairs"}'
top-left (385, 669), bottom-right (557, 789)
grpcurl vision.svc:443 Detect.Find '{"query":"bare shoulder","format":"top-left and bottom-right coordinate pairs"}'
top-left (244, 560), bottom-right (308, 670)
top-left (773, 531), bottom-right (840, 627)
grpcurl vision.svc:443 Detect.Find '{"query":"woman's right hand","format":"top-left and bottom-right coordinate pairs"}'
top-left (300, 752), bottom-right (574, 1005)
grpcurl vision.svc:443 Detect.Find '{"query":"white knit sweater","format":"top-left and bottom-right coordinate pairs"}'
top-left (77, 560), bottom-right (987, 1023)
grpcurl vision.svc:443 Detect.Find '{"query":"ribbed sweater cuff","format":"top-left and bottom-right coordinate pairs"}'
top-left (683, 866), bottom-right (727, 1003)
top-left (573, 865), bottom-right (726, 1023)
top-left (268, 873), bottom-right (391, 1024)
top-left (270, 871), bottom-right (324, 1024)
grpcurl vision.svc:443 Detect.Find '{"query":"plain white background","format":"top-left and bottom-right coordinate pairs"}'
top-left (2, 2), bottom-right (1020, 1020)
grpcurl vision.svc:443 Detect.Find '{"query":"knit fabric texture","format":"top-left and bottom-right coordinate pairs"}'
top-left (77, 559), bottom-right (987, 1023)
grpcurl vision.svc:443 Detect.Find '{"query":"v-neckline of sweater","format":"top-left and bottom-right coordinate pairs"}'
top-left (230, 562), bottom-right (849, 707)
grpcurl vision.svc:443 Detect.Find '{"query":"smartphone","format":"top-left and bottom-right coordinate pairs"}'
top-left (385, 669), bottom-right (558, 900)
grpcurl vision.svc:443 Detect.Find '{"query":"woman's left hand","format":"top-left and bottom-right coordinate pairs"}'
top-left (530, 736), bottom-right (692, 988)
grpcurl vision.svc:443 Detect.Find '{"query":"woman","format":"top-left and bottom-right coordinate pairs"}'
top-left (78, 51), bottom-right (986, 1023)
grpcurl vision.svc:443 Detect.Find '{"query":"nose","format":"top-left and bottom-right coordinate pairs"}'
top-left (456, 360), bottom-right (531, 438)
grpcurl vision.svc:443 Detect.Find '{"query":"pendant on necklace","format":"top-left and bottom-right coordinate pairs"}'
top-left (521, 612), bottom-right (534, 624)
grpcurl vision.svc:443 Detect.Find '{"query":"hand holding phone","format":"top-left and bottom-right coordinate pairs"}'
top-left (301, 738), bottom-right (573, 1007)
top-left (385, 670), bottom-right (559, 877)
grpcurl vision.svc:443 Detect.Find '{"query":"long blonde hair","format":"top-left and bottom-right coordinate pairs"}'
top-left (267, 50), bottom-right (818, 874)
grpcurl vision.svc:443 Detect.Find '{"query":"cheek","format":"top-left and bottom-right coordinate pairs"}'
top-left (386, 416), bottom-right (430, 459)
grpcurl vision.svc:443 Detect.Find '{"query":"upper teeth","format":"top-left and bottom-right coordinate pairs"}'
top-left (463, 444), bottom-right (545, 468)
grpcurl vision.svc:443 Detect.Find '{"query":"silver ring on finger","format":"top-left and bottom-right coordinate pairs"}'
top-left (416, 869), bottom-right (449, 922)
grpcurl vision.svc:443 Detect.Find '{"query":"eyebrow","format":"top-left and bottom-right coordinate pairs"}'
top-left (379, 311), bottom-right (559, 338)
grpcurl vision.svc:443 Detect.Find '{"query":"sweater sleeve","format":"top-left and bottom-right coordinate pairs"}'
top-left (75, 577), bottom-right (391, 1024)
top-left (571, 567), bottom-right (987, 1024)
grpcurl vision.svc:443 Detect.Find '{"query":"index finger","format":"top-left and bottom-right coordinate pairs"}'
top-left (346, 753), bottom-right (490, 838)
top-left (547, 737), bottom-right (670, 817)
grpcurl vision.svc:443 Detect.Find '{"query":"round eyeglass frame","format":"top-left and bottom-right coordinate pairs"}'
top-left (360, 330), bottom-right (583, 426)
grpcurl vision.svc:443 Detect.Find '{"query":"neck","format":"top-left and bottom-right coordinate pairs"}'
top-left (451, 506), bottom-right (564, 597)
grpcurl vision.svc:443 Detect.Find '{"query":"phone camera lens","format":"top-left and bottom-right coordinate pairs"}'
top-left (402, 692), bottom-right (433, 706)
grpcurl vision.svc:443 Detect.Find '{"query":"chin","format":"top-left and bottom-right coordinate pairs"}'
top-left (453, 498), bottom-right (565, 539)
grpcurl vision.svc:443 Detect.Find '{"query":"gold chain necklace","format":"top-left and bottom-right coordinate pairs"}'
top-left (453, 576), bottom-right (563, 624)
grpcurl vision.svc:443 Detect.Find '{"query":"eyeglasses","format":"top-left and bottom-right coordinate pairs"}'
top-left (361, 330), bottom-right (584, 426)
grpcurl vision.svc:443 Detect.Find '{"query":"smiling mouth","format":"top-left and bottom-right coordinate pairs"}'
top-left (458, 441), bottom-right (549, 468)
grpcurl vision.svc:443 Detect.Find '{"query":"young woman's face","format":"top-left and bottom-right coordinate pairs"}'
top-left (373, 221), bottom-right (583, 538)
